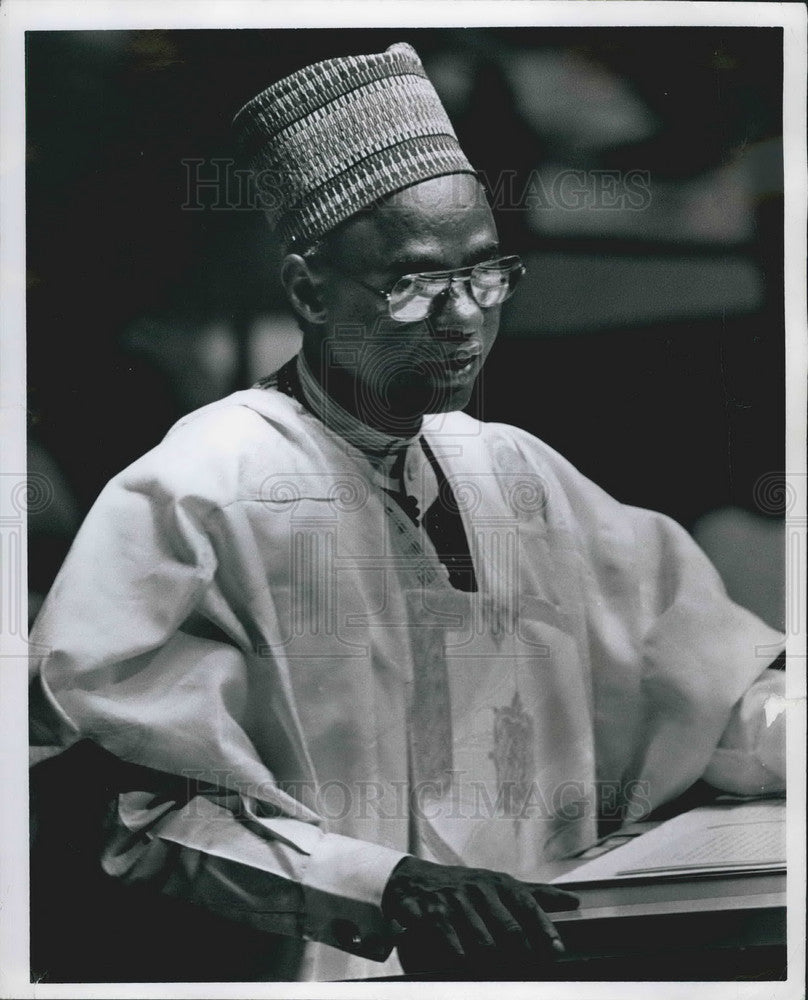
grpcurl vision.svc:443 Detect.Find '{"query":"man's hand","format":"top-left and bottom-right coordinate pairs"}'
top-left (381, 856), bottom-right (579, 974)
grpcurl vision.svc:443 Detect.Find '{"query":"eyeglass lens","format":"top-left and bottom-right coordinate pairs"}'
top-left (388, 256), bottom-right (524, 321)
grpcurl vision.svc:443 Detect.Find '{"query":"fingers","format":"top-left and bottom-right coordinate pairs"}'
top-left (527, 884), bottom-right (581, 912)
top-left (509, 888), bottom-right (567, 956)
top-left (472, 880), bottom-right (568, 958)
top-left (448, 890), bottom-right (497, 952)
top-left (471, 882), bottom-right (537, 955)
top-left (385, 862), bottom-right (573, 972)
top-left (422, 898), bottom-right (465, 957)
top-left (385, 892), bottom-right (423, 927)
top-left (390, 891), bottom-right (466, 958)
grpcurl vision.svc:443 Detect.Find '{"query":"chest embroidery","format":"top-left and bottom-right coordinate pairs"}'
top-left (490, 690), bottom-right (535, 818)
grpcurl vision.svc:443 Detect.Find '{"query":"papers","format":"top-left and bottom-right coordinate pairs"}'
top-left (552, 799), bottom-right (786, 885)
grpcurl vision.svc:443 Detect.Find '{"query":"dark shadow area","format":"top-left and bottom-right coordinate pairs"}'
top-left (30, 740), bottom-right (303, 983)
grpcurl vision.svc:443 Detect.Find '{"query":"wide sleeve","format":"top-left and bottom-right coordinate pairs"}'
top-left (703, 666), bottom-right (786, 795)
top-left (501, 425), bottom-right (787, 817)
top-left (614, 504), bottom-right (786, 812)
top-left (101, 786), bottom-right (405, 960)
top-left (29, 454), bottom-right (406, 963)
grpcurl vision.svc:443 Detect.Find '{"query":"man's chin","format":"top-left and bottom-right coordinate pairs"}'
top-left (426, 383), bottom-right (475, 415)
top-left (382, 378), bottom-right (476, 422)
top-left (392, 394), bottom-right (471, 420)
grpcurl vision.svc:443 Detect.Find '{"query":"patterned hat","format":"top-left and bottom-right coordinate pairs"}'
top-left (233, 42), bottom-right (476, 251)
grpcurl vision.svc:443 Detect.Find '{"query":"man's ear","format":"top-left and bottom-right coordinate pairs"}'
top-left (281, 255), bottom-right (328, 327)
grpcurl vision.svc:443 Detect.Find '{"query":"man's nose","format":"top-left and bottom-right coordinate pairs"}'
top-left (432, 278), bottom-right (482, 328)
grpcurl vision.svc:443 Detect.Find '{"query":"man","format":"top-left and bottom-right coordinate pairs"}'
top-left (29, 42), bottom-right (785, 982)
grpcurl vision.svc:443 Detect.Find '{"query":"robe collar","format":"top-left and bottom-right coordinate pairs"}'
top-left (294, 352), bottom-right (439, 515)
top-left (295, 351), bottom-right (420, 460)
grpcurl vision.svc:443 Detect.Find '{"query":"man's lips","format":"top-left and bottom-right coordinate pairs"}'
top-left (421, 341), bottom-right (484, 373)
top-left (450, 342), bottom-right (484, 362)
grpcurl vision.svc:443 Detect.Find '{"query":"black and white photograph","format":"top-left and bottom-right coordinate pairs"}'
top-left (1, 1), bottom-right (805, 995)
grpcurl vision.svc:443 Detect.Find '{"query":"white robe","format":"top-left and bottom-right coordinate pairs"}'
top-left (29, 386), bottom-right (785, 981)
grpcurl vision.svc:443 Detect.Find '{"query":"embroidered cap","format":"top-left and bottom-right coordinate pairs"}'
top-left (232, 42), bottom-right (476, 251)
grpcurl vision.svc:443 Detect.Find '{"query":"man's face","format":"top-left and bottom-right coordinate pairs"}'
top-left (310, 173), bottom-right (502, 427)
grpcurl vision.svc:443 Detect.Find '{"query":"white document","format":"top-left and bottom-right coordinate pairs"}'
top-left (552, 799), bottom-right (786, 885)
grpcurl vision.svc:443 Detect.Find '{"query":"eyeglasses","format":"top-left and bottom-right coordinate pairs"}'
top-left (322, 255), bottom-right (526, 323)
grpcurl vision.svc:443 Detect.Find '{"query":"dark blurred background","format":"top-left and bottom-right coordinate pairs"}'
top-left (26, 27), bottom-right (785, 629)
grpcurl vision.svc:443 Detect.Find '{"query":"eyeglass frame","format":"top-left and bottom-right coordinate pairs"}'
top-left (303, 251), bottom-right (526, 323)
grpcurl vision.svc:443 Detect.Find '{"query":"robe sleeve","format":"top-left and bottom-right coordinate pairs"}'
top-left (100, 787), bottom-right (405, 960)
top-left (29, 460), bottom-right (406, 963)
top-left (500, 425), bottom-right (787, 815)
top-left (704, 667), bottom-right (786, 795)
top-left (613, 503), bottom-right (786, 811)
